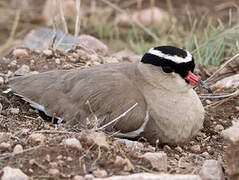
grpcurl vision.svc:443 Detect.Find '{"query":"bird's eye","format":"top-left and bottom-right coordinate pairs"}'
top-left (162, 66), bottom-right (174, 73)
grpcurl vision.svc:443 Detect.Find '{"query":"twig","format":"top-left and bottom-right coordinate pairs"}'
top-left (74, 0), bottom-right (81, 48)
top-left (204, 95), bottom-right (235, 109)
top-left (97, 103), bottom-right (138, 130)
top-left (55, 0), bottom-right (69, 50)
top-left (0, 9), bottom-right (21, 55)
top-left (205, 53), bottom-right (239, 83)
top-left (98, 0), bottom-right (159, 41)
top-left (0, 145), bottom-right (44, 161)
top-left (33, 130), bottom-right (78, 134)
top-left (49, 17), bottom-right (57, 48)
top-left (199, 89), bottom-right (239, 99)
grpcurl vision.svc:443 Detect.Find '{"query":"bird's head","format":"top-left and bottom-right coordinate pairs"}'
top-left (141, 46), bottom-right (199, 87)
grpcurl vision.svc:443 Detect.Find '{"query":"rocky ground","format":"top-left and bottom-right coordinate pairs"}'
top-left (0, 46), bottom-right (238, 180)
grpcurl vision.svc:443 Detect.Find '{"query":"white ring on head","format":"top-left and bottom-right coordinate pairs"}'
top-left (147, 48), bottom-right (192, 64)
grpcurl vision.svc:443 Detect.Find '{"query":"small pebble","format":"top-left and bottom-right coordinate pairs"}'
top-left (212, 135), bottom-right (217, 140)
top-left (15, 64), bottom-right (30, 75)
top-left (175, 146), bottom-right (183, 153)
top-left (2, 166), bottom-right (29, 180)
top-left (12, 48), bottom-right (29, 59)
top-left (190, 145), bottom-right (201, 154)
top-left (163, 145), bottom-right (172, 152)
top-left (84, 174), bottom-right (94, 180)
top-left (8, 60), bottom-right (17, 67)
top-left (207, 146), bottom-right (214, 155)
top-left (196, 132), bottom-right (207, 138)
top-left (190, 141), bottom-right (195, 145)
top-left (235, 106), bottom-right (239, 111)
top-left (205, 99), bottom-right (212, 104)
top-left (93, 169), bottom-right (108, 178)
top-left (67, 157), bottom-right (73, 161)
top-left (55, 58), bottom-right (61, 64)
top-left (9, 108), bottom-right (20, 115)
top-left (28, 168), bottom-right (34, 174)
top-left (48, 168), bottom-right (60, 176)
top-left (63, 138), bottom-right (82, 150)
top-left (214, 124), bottom-right (224, 131)
top-left (73, 175), bottom-right (85, 180)
top-left (29, 133), bottom-right (46, 145)
top-left (43, 49), bottom-right (53, 56)
top-left (114, 156), bottom-right (126, 167)
top-left (174, 154), bottom-right (180, 160)
top-left (34, 49), bottom-right (41, 54)
top-left (0, 142), bottom-right (12, 151)
top-left (201, 152), bottom-right (210, 159)
top-left (56, 155), bottom-right (63, 160)
top-left (49, 162), bottom-right (58, 168)
top-left (13, 144), bottom-right (23, 154)
top-left (0, 77), bottom-right (4, 85)
top-left (45, 154), bottom-right (51, 162)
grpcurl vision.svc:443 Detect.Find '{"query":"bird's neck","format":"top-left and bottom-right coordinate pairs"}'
top-left (137, 62), bottom-right (191, 93)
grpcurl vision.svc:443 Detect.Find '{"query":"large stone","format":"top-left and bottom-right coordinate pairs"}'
top-left (95, 173), bottom-right (201, 180)
top-left (115, 7), bottom-right (176, 27)
top-left (77, 34), bottom-right (108, 55)
top-left (12, 48), bottom-right (29, 59)
top-left (199, 160), bottom-right (224, 180)
top-left (210, 74), bottom-right (239, 91)
top-left (2, 166), bottom-right (29, 180)
top-left (140, 152), bottom-right (167, 171)
top-left (222, 120), bottom-right (239, 143)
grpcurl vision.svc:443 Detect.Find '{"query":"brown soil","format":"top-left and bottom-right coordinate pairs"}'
top-left (0, 48), bottom-right (238, 179)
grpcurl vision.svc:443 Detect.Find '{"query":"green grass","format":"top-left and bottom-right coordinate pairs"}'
top-left (67, 5), bottom-right (239, 66)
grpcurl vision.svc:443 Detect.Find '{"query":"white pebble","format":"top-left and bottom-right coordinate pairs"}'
top-left (43, 49), bottom-right (53, 56)
top-left (13, 144), bottom-right (23, 154)
top-left (9, 108), bottom-right (20, 115)
top-left (63, 138), bottom-right (82, 150)
top-left (29, 133), bottom-right (46, 145)
top-left (12, 49), bottom-right (29, 59)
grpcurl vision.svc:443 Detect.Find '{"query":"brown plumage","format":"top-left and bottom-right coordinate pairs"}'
top-left (9, 61), bottom-right (204, 145)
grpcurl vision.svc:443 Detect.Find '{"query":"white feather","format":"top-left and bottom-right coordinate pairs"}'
top-left (148, 48), bottom-right (192, 63)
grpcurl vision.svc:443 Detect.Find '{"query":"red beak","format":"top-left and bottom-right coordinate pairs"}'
top-left (184, 71), bottom-right (199, 86)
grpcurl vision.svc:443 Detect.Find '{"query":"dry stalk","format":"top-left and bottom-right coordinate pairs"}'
top-left (98, 0), bottom-right (159, 41)
top-left (92, 146), bottom-right (101, 166)
top-left (199, 89), bottom-right (239, 99)
top-left (204, 95), bottom-right (236, 109)
top-left (33, 130), bottom-right (78, 134)
top-left (97, 103), bottom-right (138, 130)
top-left (49, 17), bottom-right (57, 48)
top-left (74, 0), bottom-right (81, 48)
top-left (0, 9), bottom-right (21, 56)
top-left (205, 53), bottom-right (239, 83)
top-left (0, 145), bottom-right (44, 161)
top-left (55, 0), bottom-right (69, 50)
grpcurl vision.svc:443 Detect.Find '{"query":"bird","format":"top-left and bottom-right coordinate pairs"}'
top-left (8, 46), bottom-right (205, 145)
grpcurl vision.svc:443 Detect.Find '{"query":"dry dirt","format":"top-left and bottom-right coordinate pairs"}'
top-left (0, 48), bottom-right (238, 179)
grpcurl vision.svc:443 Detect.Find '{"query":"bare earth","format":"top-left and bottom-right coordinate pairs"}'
top-left (0, 49), bottom-right (238, 179)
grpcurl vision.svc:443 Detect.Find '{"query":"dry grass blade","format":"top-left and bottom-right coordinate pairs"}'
top-left (205, 53), bottom-right (239, 83)
top-left (74, 0), bottom-right (81, 47)
top-left (55, 0), bottom-right (69, 50)
top-left (199, 89), bottom-right (239, 99)
top-left (0, 9), bottom-right (21, 56)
